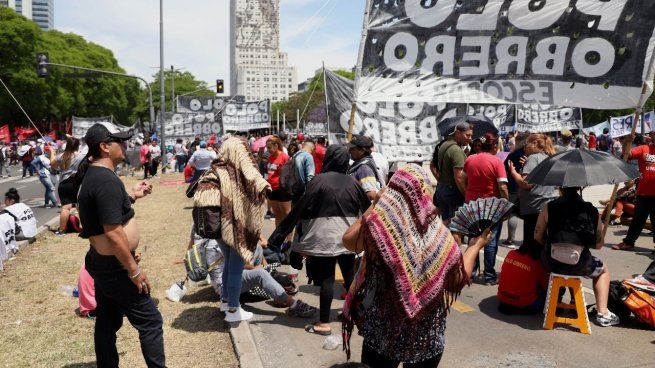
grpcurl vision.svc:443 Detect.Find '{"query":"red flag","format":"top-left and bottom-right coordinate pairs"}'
top-left (0, 125), bottom-right (9, 143)
top-left (207, 134), bottom-right (216, 146)
top-left (15, 127), bottom-right (37, 141)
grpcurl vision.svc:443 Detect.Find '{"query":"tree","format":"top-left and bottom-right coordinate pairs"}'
top-left (148, 70), bottom-right (214, 114)
top-left (0, 7), bottom-right (143, 127)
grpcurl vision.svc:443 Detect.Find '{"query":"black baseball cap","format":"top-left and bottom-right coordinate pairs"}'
top-left (347, 135), bottom-right (373, 149)
top-left (84, 122), bottom-right (134, 149)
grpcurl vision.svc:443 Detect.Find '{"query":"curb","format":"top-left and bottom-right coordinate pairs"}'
top-left (229, 321), bottom-right (264, 368)
top-left (16, 215), bottom-right (59, 252)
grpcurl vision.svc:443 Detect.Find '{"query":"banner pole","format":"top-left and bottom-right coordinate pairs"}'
top-left (323, 64), bottom-right (330, 138)
top-left (346, 102), bottom-right (357, 141)
top-left (283, 113), bottom-right (286, 132)
top-left (277, 109), bottom-right (280, 133)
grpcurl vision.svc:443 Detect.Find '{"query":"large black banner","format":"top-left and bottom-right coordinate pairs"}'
top-left (156, 112), bottom-right (222, 146)
top-left (356, 0), bottom-right (655, 109)
top-left (467, 104), bottom-right (515, 133)
top-left (325, 69), bottom-right (463, 162)
top-left (515, 105), bottom-right (583, 132)
top-left (222, 100), bottom-right (270, 132)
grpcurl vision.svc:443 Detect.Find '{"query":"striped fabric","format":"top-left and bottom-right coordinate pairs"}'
top-left (364, 164), bottom-right (463, 319)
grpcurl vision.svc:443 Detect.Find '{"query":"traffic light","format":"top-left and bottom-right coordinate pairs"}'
top-left (216, 79), bottom-right (224, 94)
top-left (36, 53), bottom-right (49, 77)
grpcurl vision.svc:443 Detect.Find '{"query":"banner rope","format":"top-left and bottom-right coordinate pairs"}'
top-left (299, 74), bottom-right (320, 126)
top-left (0, 76), bottom-right (48, 142)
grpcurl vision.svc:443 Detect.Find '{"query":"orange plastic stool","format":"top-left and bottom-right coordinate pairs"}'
top-left (543, 273), bottom-right (591, 334)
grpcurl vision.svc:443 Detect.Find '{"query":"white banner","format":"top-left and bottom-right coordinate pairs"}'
top-left (583, 121), bottom-right (610, 136)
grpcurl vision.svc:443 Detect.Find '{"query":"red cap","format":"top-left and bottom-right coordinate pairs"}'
top-left (297, 133), bottom-right (305, 141)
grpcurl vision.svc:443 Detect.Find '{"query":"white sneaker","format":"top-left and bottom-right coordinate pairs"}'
top-left (219, 302), bottom-right (230, 312)
top-left (595, 310), bottom-right (620, 327)
top-left (224, 307), bottom-right (253, 322)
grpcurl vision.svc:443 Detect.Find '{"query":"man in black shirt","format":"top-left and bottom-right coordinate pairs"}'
top-left (78, 123), bottom-right (164, 367)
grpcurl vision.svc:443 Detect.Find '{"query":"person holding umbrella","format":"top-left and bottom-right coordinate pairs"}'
top-left (523, 149), bottom-right (640, 327)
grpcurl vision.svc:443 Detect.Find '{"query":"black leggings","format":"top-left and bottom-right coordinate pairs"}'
top-left (361, 344), bottom-right (442, 368)
top-left (522, 213), bottom-right (540, 248)
top-left (307, 254), bottom-right (355, 323)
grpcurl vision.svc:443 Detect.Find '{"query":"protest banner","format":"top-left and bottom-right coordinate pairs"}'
top-left (156, 112), bottom-right (223, 146)
top-left (515, 105), bottom-right (583, 133)
top-left (325, 69), bottom-right (463, 162)
top-left (583, 121), bottom-right (610, 136)
top-left (609, 114), bottom-right (652, 137)
top-left (176, 95), bottom-right (245, 113)
top-left (0, 125), bottom-right (10, 143)
top-left (467, 104), bottom-right (515, 132)
top-left (304, 122), bottom-right (328, 136)
top-left (222, 100), bottom-right (271, 132)
top-left (355, 1), bottom-right (655, 109)
top-left (71, 116), bottom-right (113, 138)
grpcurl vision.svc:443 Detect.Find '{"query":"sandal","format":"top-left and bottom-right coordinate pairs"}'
top-left (611, 242), bottom-right (635, 251)
top-left (304, 324), bottom-right (332, 336)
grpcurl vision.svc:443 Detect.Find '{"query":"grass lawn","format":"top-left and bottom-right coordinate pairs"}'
top-left (0, 173), bottom-right (237, 368)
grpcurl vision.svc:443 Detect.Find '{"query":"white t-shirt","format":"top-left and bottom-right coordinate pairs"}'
top-left (0, 212), bottom-right (17, 255)
top-left (4, 203), bottom-right (37, 238)
top-left (149, 145), bottom-right (162, 159)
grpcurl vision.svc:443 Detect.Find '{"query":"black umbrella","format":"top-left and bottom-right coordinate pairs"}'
top-left (526, 149), bottom-right (639, 187)
top-left (438, 116), bottom-right (498, 140)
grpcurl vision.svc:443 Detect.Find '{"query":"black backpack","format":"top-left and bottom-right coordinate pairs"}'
top-left (597, 135), bottom-right (610, 152)
top-left (279, 156), bottom-right (304, 198)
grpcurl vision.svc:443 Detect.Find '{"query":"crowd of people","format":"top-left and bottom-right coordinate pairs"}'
top-left (5, 120), bottom-right (650, 368)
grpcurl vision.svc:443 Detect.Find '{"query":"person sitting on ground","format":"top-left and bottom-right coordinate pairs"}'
top-left (3, 188), bottom-right (37, 241)
top-left (189, 229), bottom-right (316, 318)
top-left (269, 145), bottom-right (371, 336)
top-left (600, 180), bottom-right (637, 225)
top-left (535, 187), bottom-right (620, 327)
top-left (497, 237), bottom-right (549, 315)
top-left (342, 164), bottom-right (493, 366)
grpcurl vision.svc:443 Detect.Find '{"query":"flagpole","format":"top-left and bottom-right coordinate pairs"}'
top-left (322, 63), bottom-right (330, 139)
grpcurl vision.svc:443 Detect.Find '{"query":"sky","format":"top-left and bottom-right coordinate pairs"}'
top-left (56, 0), bottom-right (365, 94)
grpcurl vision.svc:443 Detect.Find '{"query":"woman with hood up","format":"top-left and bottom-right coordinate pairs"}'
top-left (269, 145), bottom-right (371, 335)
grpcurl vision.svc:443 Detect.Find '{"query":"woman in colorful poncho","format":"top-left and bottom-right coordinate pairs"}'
top-left (342, 164), bottom-right (492, 367)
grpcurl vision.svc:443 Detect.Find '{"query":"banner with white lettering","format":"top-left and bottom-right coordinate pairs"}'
top-left (325, 69), bottom-right (463, 163)
top-left (515, 105), bottom-right (583, 133)
top-left (467, 104), bottom-right (515, 133)
top-left (222, 100), bottom-right (271, 132)
top-left (610, 114), bottom-right (652, 137)
top-left (304, 122), bottom-right (328, 136)
top-left (156, 112), bottom-right (223, 146)
top-left (355, 0), bottom-right (655, 109)
top-left (176, 95), bottom-right (245, 113)
top-left (71, 116), bottom-right (113, 138)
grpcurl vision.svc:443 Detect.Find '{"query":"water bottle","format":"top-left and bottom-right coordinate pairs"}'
top-left (59, 285), bottom-right (75, 296)
top-left (322, 335), bottom-right (342, 350)
top-left (72, 287), bottom-right (79, 298)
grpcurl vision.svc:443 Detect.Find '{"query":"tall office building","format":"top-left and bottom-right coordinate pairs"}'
top-left (32, 0), bottom-right (53, 30)
top-left (1, 0), bottom-right (53, 31)
top-left (230, 0), bottom-right (297, 102)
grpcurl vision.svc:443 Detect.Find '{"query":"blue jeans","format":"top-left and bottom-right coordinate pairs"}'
top-left (474, 223), bottom-right (502, 283)
top-left (435, 185), bottom-right (464, 221)
top-left (39, 176), bottom-right (58, 206)
top-left (218, 241), bottom-right (245, 308)
top-left (175, 155), bottom-right (187, 173)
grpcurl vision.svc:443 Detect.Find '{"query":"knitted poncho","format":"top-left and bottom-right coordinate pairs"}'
top-left (194, 138), bottom-right (270, 264)
top-left (362, 164), bottom-right (464, 319)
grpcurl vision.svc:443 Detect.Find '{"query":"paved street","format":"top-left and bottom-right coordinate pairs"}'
top-left (241, 185), bottom-right (655, 368)
top-left (0, 166), bottom-right (61, 229)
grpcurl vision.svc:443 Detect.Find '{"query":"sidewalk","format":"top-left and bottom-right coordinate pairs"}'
top-left (236, 184), bottom-right (655, 368)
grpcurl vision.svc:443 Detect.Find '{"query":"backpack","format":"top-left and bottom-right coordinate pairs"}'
top-left (192, 169), bottom-right (222, 239)
top-left (0, 210), bottom-right (23, 239)
top-left (279, 156), bottom-right (304, 198)
top-left (22, 148), bottom-right (33, 162)
top-left (184, 241), bottom-right (223, 282)
top-left (622, 282), bottom-right (655, 328)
